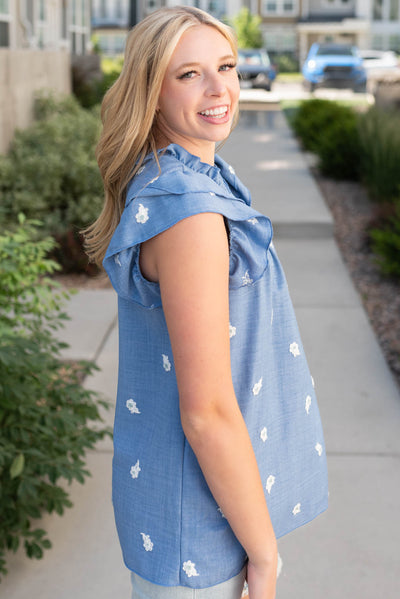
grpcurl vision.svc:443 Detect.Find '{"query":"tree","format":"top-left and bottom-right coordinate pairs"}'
top-left (231, 8), bottom-right (263, 49)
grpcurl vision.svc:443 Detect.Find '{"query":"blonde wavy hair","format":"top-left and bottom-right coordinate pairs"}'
top-left (84, 6), bottom-right (238, 266)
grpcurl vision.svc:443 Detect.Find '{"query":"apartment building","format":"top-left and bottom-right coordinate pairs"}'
top-left (91, 0), bottom-right (232, 55)
top-left (0, 0), bottom-right (91, 54)
top-left (261, 0), bottom-right (400, 63)
top-left (90, 0), bottom-right (400, 63)
top-left (0, 1), bottom-right (92, 152)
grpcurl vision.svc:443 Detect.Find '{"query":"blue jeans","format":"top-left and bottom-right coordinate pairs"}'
top-left (131, 568), bottom-right (247, 598)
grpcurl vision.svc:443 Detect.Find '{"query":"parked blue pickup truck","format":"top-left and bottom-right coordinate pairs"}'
top-left (302, 43), bottom-right (367, 92)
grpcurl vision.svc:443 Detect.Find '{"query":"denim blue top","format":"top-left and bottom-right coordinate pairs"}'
top-left (103, 144), bottom-right (328, 589)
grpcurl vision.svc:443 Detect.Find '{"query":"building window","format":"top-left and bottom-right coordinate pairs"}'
top-left (37, 0), bottom-right (47, 48)
top-left (262, 0), bottom-right (297, 15)
top-left (70, 0), bottom-right (91, 54)
top-left (0, 21), bottom-right (8, 46)
top-left (61, 0), bottom-right (68, 39)
top-left (82, 0), bottom-right (87, 26)
top-left (373, 0), bottom-right (400, 20)
top-left (0, 0), bottom-right (9, 47)
top-left (100, 0), bottom-right (107, 19)
top-left (115, 0), bottom-right (124, 19)
top-left (373, 0), bottom-right (383, 19)
top-left (389, 0), bottom-right (399, 19)
top-left (26, 0), bottom-right (34, 24)
top-left (39, 0), bottom-right (45, 20)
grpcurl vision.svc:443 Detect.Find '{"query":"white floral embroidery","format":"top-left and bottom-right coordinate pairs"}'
top-left (242, 270), bottom-right (253, 286)
top-left (311, 375), bottom-right (315, 388)
top-left (247, 217), bottom-right (258, 225)
top-left (305, 395), bottom-right (312, 415)
top-left (137, 166), bottom-right (145, 175)
top-left (217, 506), bottom-right (226, 519)
top-left (140, 533), bottom-right (153, 552)
top-left (289, 341), bottom-right (300, 357)
top-left (229, 323), bottom-right (237, 338)
top-left (183, 560), bottom-right (199, 577)
top-left (126, 398), bottom-right (140, 414)
top-left (228, 165), bottom-right (235, 174)
top-left (252, 377), bottom-right (263, 396)
top-left (270, 307), bottom-right (274, 326)
top-left (292, 503), bottom-right (301, 515)
top-left (114, 254), bottom-right (122, 267)
top-left (135, 203), bottom-right (149, 224)
top-left (162, 354), bottom-right (171, 372)
top-left (260, 427), bottom-right (268, 442)
top-left (266, 474), bottom-right (275, 494)
top-left (315, 442), bottom-right (323, 457)
top-left (130, 460), bottom-right (141, 479)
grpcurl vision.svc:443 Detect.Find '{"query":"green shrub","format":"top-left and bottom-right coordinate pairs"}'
top-left (0, 216), bottom-right (111, 578)
top-left (370, 202), bottom-right (400, 278)
top-left (271, 53), bottom-right (299, 73)
top-left (0, 93), bottom-right (103, 273)
top-left (317, 109), bottom-right (361, 180)
top-left (291, 99), bottom-right (361, 180)
top-left (358, 108), bottom-right (400, 202)
top-left (292, 99), bottom-right (348, 151)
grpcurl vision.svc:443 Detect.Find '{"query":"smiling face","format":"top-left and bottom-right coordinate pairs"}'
top-left (155, 25), bottom-right (240, 164)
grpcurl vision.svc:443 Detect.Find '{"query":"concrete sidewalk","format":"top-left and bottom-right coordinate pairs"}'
top-left (3, 110), bottom-right (400, 598)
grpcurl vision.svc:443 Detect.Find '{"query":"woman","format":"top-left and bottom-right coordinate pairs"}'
top-left (85, 6), bottom-right (328, 599)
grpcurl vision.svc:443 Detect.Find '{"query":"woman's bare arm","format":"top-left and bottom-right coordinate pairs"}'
top-left (141, 212), bottom-right (277, 598)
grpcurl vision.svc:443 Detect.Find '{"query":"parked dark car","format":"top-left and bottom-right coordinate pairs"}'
top-left (302, 43), bottom-right (367, 92)
top-left (237, 48), bottom-right (276, 91)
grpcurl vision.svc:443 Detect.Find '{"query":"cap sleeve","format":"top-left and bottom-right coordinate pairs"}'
top-left (103, 172), bottom-right (273, 308)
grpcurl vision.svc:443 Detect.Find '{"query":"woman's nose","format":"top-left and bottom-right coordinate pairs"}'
top-left (205, 73), bottom-right (226, 96)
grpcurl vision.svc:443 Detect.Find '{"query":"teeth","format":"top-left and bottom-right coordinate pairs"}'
top-left (200, 106), bottom-right (228, 117)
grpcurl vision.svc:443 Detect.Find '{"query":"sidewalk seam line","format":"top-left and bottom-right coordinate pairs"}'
top-left (93, 315), bottom-right (118, 364)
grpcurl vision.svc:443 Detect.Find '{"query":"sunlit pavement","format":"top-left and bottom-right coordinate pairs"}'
top-left (239, 81), bottom-right (375, 105)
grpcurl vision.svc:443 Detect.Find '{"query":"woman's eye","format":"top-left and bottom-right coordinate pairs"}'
top-left (220, 63), bottom-right (236, 71)
top-left (178, 70), bottom-right (196, 79)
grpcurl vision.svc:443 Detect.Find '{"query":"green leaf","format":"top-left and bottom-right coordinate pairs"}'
top-left (9, 454), bottom-right (25, 479)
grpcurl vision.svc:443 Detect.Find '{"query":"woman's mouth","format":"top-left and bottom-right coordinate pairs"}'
top-left (199, 105), bottom-right (229, 119)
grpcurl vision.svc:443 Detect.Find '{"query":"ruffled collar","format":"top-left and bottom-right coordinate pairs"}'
top-left (141, 143), bottom-right (251, 206)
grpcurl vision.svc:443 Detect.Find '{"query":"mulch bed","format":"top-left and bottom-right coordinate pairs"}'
top-left (312, 168), bottom-right (400, 390)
